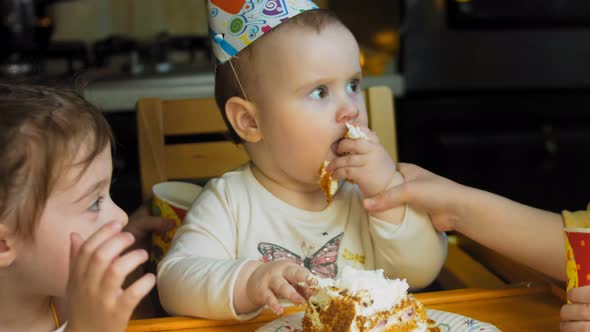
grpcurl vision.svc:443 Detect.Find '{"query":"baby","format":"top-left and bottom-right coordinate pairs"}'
top-left (157, 0), bottom-right (447, 320)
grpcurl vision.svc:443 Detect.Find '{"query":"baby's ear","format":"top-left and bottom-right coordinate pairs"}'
top-left (225, 96), bottom-right (262, 143)
top-left (0, 224), bottom-right (17, 267)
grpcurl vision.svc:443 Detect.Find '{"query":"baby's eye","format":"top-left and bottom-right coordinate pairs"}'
top-left (88, 196), bottom-right (104, 212)
top-left (309, 86), bottom-right (329, 99)
top-left (345, 80), bottom-right (360, 94)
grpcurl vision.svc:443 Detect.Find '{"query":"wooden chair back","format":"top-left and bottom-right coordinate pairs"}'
top-left (136, 86), bottom-right (399, 201)
top-left (137, 97), bottom-right (249, 200)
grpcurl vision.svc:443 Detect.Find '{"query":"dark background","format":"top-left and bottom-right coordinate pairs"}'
top-left (398, 0), bottom-right (590, 213)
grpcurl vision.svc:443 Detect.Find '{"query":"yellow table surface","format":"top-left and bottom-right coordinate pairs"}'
top-left (127, 284), bottom-right (565, 332)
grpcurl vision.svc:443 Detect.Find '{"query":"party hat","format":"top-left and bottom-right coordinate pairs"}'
top-left (207, 0), bottom-right (318, 63)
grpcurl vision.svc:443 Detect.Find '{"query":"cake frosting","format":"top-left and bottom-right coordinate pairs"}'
top-left (302, 266), bottom-right (440, 332)
top-left (318, 123), bottom-right (367, 203)
top-left (344, 122), bottom-right (368, 140)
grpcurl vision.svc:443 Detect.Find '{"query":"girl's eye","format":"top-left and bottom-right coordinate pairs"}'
top-left (88, 196), bottom-right (104, 212)
top-left (346, 80), bottom-right (360, 94)
top-left (309, 86), bottom-right (329, 99)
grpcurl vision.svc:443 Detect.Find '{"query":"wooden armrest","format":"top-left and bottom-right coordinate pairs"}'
top-left (437, 240), bottom-right (506, 289)
top-left (455, 234), bottom-right (557, 287)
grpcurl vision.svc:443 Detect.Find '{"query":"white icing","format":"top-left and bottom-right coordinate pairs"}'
top-left (308, 266), bottom-right (430, 332)
top-left (336, 266), bottom-right (409, 313)
top-left (345, 122), bottom-right (368, 140)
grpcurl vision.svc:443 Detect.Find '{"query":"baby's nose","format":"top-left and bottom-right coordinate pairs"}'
top-left (336, 102), bottom-right (360, 123)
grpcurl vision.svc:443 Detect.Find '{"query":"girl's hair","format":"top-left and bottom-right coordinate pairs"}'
top-left (214, 8), bottom-right (345, 143)
top-left (0, 82), bottom-right (113, 239)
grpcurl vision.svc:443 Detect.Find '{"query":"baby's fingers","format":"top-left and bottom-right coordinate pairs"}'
top-left (283, 265), bottom-right (312, 287)
top-left (102, 249), bottom-right (149, 297)
top-left (331, 165), bottom-right (363, 183)
top-left (327, 154), bottom-right (364, 173)
top-left (270, 277), bottom-right (305, 307)
top-left (336, 138), bottom-right (374, 156)
top-left (363, 128), bottom-right (380, 143)
top-left (119, 273), bottom-right (156, 313)
top-left (261, 288), bottom-right (283, 315)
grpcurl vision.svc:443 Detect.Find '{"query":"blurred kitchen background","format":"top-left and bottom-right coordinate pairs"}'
top-left (2, 0), bottom-right (590, 215)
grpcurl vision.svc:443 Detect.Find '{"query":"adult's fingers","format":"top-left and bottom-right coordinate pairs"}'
top-left (363, 183), bottom-right (409, 212)
top-left (562, 303), bottom-right (590, 322)
top-left (569, 286), bottom-right (590, 304)
top-left (560, 320), bottom-right (590, 332)
top-left (396, 163), bottom-right (430, 182)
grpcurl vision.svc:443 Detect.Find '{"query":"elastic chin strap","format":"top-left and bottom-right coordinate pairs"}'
top-left (214, 33), bottom-right (249, 102)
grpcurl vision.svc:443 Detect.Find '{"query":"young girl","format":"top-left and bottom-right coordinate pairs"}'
top-left (0, 83), bottom-right (156, 331)
top-left (157, 0), bottom-right (447, 320)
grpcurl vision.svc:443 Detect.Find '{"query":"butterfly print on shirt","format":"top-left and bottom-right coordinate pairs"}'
top-left (257, 232), bottom-right (344, 278)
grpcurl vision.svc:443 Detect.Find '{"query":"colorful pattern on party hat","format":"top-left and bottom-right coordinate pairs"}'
top-left (207, 0), bottom-right (318, 63)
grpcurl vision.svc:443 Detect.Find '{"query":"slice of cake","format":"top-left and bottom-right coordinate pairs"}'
top-left (318, 160), bottom-right (338, 204)
top-left (302, 266), bottom-right (440, 332)
top-left (319, 123), bottom-right (368, 203)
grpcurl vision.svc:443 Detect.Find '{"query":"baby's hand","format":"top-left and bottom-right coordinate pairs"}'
top-left (66, 222), bottom-right (156, 332)
top-left (327, 127), bottom-right (399, 197)
top-left (561, 285), bottom-right (590, 331)
top-left (246, 260), bottom-right (311, 314)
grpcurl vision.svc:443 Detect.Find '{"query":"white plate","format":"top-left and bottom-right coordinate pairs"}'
top-left (255, 309), bottom-right (501, 332)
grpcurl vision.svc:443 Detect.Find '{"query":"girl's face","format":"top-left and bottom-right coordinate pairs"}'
top-left (16, 145), bottom-right (127, 296)
top-left (250, 23), bottom-right (367, 193)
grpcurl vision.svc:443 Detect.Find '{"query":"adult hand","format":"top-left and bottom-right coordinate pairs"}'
top-left (362, 162), bottom-right (469, 232)
top-left (561, 286), bottom-right (590, 332)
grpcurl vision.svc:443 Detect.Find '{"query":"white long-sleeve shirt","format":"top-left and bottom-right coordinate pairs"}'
top-left (157, 164), bottom-right (447, 320)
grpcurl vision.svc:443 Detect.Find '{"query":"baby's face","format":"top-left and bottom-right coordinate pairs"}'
top-left (16, 145), bottom-right (127, 296)
top-left (251, 23), bottom-right (367, 190)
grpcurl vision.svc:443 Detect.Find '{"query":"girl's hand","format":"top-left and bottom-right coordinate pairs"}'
top-left (246, 260), bottom-right (311, 314)
top-left (561, 286), bottom-right (590, 331)
top-left (66, 222), bottom-right (156, 332)
top-left (327, 127), bottom-right (398, 198)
